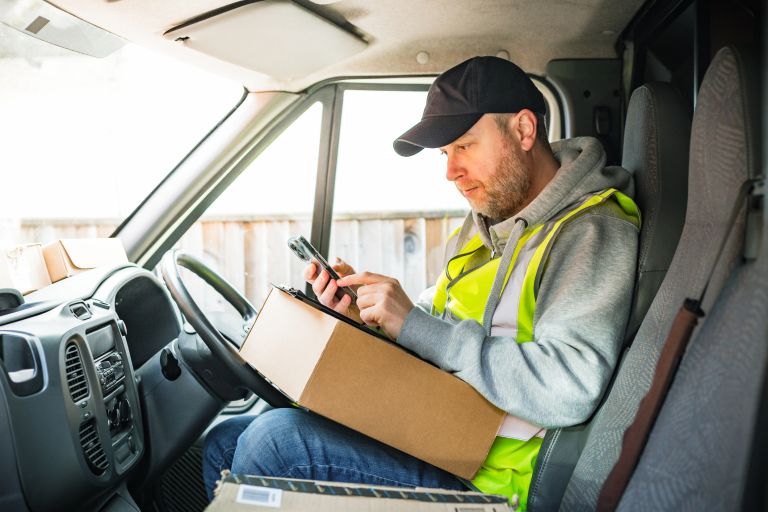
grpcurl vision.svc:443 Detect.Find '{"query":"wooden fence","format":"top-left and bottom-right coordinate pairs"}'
top-left (17, 211), bottom-right (467, 309)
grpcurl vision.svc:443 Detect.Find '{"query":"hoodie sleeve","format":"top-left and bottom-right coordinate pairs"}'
top-left (396, 208), bottom-right (639, 428)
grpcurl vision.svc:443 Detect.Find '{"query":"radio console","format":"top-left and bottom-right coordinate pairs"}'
top-left (94, 351), bottom-right (125, 392)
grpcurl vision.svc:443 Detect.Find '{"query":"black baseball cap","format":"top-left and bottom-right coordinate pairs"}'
top-left (393, 56), bottom-right (546, 157)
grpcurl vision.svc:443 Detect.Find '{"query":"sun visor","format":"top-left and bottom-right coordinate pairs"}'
top-left (0, 0), bottom-right (124, 57)
top-left (163, 0), bottom-right (367, 81)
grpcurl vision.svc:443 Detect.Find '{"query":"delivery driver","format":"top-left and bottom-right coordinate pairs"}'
top-left (203, 56), bottom-right (640, 510)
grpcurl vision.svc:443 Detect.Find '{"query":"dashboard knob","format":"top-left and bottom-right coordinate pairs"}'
top-left (118, 397), bottom-right (132, 425)
top-left (160, 348), bottom-right (181, 381)
top-left (107, 402), bottom-right (121, 428)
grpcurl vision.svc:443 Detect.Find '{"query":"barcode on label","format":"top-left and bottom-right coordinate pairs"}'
top-left (236, 484), bottom-right (283, 508)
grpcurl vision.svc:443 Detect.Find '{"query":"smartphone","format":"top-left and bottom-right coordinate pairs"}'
top-left (287, 235), bottom-right (358, 302)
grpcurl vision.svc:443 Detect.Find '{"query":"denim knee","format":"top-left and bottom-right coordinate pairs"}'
top-left (202, 415), bottom-right (256, 500)
top-left (228, 408), bottom-right (468, 492)
top-left (232, 408), bottom-right (309, 478)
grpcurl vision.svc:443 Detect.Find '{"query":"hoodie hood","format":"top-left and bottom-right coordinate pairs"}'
top-left (475, 136), bottom-right (635, 253)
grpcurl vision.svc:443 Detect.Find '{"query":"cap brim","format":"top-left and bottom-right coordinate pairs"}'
top-left (393, 113), bottom-right (483, 157)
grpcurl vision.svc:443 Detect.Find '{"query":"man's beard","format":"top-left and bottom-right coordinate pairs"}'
top-left (476, 143), bottom-right (531, 221)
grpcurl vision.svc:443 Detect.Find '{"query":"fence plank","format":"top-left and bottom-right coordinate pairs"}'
top-left (403, 218), bottom-right (426, 298)
top-left (382, 218), bottom-right (405, 280)
top-left (222, 222), bottom-right (245, 292)
top-left (330, 220), bottom-right (359, 270)
top-left (358, 220), bottom-right (383, 274)
top-left (265, 221), bottom-right (291, 289)
top-left (425, 218), bottom-right (447, 286)
top-left (251, 222), bottom-right (273, 307)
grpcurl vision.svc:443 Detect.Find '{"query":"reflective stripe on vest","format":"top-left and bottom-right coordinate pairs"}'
top-left (430, 188), bottom-right (640, 510)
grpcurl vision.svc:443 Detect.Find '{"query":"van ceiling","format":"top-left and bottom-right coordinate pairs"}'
top-left (51, 0), bottom-right (646, 92)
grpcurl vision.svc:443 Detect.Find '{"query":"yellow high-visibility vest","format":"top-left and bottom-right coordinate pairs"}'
top-left (431, 188), bottom-right (640, 510)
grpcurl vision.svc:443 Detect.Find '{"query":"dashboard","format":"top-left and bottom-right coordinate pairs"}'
top-left (0, 264), bottom-right (224, 512)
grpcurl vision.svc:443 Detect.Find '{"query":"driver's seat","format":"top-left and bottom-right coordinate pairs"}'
top-left (526, 81), bottom-right (691, 511)
top-left (560, 45), bottom-right (760, 511)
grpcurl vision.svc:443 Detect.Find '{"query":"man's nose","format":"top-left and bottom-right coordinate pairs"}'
top-left (445, 154), bottom-right (463, 182)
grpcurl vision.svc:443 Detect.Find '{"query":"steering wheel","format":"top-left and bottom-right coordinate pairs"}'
top-left (160, 250), bottom-right (291, 408)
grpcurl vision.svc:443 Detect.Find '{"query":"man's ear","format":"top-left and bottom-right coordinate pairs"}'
top-left (514, 109), bottom-right (537, 151)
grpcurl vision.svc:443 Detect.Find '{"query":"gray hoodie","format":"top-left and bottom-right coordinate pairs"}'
top-left (397, 136), bottom-right (639, 428)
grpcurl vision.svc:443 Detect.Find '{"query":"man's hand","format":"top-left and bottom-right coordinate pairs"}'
top-left (303, 258), bottom-right (361, 322)
top-left (337, 272), bottom-right (415, 339)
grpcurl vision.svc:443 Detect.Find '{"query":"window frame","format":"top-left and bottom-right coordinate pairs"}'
top-left (137, 75), bottom-right (562, 272)
top-left (310, 78), bottom-right (561, 262)
top-left (309, 82), bottom-right (432, 260)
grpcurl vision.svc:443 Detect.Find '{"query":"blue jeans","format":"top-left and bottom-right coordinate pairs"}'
top-left (202, 408), bottom-right (468, 500)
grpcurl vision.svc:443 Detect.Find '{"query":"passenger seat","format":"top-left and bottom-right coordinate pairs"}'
top-left (614, 45), bottom-right (764, 511)
top-left (560, 46), bottom-right (762, 511)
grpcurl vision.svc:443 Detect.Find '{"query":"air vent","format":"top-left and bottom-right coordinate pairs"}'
top-left (79, 420), bottom-right (109, 475)
top-left (65, 343), bottom-right (89, 402)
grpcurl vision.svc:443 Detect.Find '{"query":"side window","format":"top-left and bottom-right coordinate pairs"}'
top-left (174, 102), bottom-right (323, 312)
top-left (330, 89), bottom-right (468, 297)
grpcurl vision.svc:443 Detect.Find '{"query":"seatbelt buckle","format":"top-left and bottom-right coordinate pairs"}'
top-left (683, 298), bottom-right (705, 317)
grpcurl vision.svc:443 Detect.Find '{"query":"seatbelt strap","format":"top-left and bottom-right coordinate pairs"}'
top-left (596, 178), bottom-right (763, 511)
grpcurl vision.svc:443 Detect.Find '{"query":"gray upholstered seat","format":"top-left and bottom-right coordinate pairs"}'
top-left (616, 46), bottom-right (764, 511)
top-left (560, 46), bottom-right (761, 511)
top-left (527, 82), bottom-right (691, 511)
top-left (621, 82), bottom-right (690, 340)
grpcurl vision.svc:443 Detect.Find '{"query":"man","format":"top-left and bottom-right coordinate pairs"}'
top-left (203, 56), bottom-right (639, 510)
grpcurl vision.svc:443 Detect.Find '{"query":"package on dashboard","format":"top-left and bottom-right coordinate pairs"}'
top-left (43, 238), bottom-right (128, 283)
top-left (0, 243), bottom-right (52, 295)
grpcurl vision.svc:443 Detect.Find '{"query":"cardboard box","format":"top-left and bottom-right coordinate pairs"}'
top-left (207, 474), bottom-right (510, 512)
top-left (43, 238), bottom-right (128, 283)
top-left (239, 287), bottom-right (505, 480)
top-left (0, 244), bottom-right (52, 295)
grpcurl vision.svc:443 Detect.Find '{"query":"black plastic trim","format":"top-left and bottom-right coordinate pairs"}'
top-left (310, 85), bottom-right (343, 274)
top-left (618, 0), bottom-right (695, 94)
top-left (0, 332), bottom-right (44, 397)
top-left (693, 0), bottom-right (710, 103)
top-left (164, 0), bottom-right (367, 43)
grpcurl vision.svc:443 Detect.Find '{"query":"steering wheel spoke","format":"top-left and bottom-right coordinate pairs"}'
top-left (160, 250), bottom-right (291, 408)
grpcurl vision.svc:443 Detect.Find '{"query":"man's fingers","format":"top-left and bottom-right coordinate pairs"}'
top-left (354, 289), bottom-right (381, 310)
top-left (332, 258), bottom-right (355, 277)
top-left (312, 269), bottom-right (329, 299)
top-left (333, 293), bottom-right (352, 314)
top-left (337, 271), bottom-right (392, 287)
top-left (358, 307), bottom-right (378, 327)
top-left (319, 276), bottom-right (340, 306)
top-left (303, 262), bottom-right (318, 283)
top-left (360, 308), bottom-right (381, 327)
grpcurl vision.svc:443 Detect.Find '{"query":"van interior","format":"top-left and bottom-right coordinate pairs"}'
top-left (0, 0), bottom-right (765, 510)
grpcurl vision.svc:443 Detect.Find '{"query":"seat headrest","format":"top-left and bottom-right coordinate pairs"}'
top-left (687, 46), bottom-right (760, 225)
top-left (622, 82), bottom-right (691, 271)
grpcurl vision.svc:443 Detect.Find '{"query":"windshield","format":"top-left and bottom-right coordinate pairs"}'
top-left (0, 22), bottom-right (243, 247)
